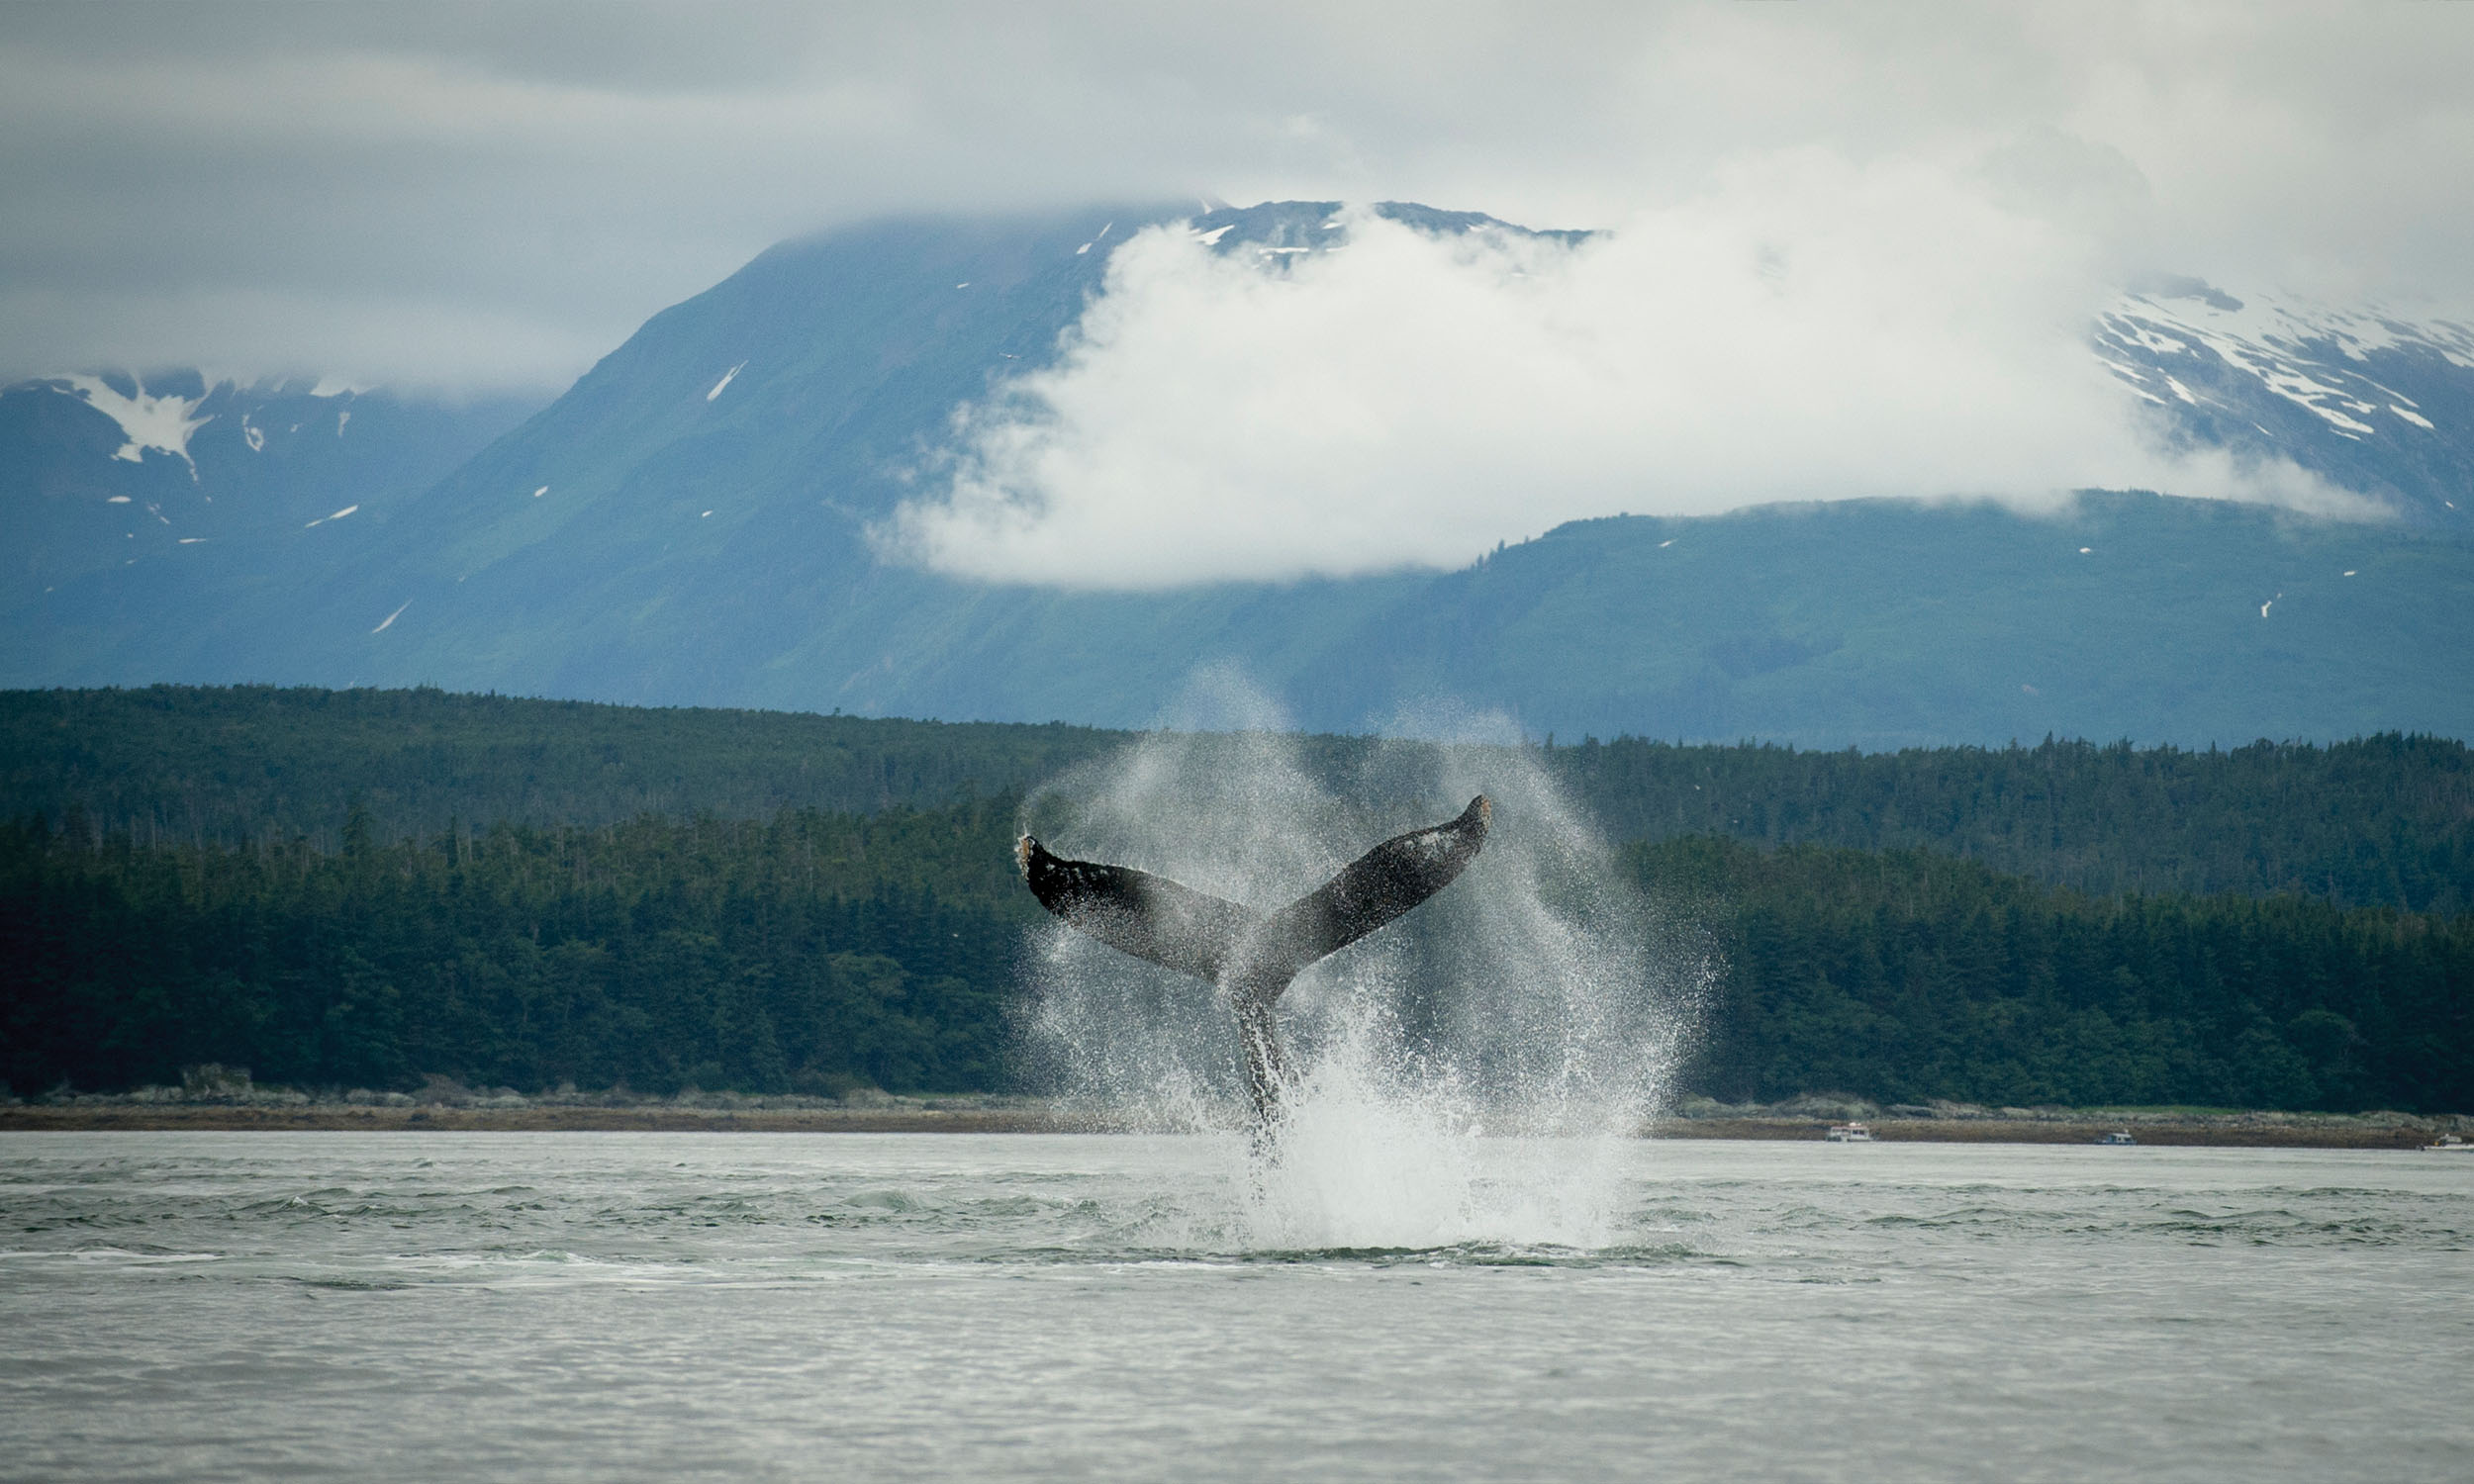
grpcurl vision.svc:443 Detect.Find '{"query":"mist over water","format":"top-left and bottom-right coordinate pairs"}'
top-left (1014, 679), bottom-right (1709, 1251)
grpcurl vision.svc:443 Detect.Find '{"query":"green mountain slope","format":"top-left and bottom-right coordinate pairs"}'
top-left (1270, 493), bottom-right (2474, 747)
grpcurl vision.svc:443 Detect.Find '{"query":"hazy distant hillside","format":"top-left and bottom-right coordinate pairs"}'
top-left (4, 206), bottom-right (2470, 747)
top-left (1266, 493), bottom-right (2474, 748)
top-left (0, 371), bottom-right (541, 614)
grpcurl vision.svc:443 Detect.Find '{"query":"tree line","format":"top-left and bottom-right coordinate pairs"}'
top-left (8, 686), bottom-right (2468, 912)
top-left (0, 684), bottom-right (1120, 850)
top-left (1, 804), bottom-right (1032, 1099)
top-left (1639, 835), bottom-right (2471, 1114)
top-left (5, 800), bottom-right (2465, 1111)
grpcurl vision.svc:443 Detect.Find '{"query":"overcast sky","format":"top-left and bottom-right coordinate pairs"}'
top-left (4, 0), bottom-right (2470, 396)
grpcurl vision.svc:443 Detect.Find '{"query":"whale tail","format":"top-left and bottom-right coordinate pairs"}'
top-left (1253, 793), bottom-right (1491, 980)
top-left (1018, 795), bottom-right (1491, 1116)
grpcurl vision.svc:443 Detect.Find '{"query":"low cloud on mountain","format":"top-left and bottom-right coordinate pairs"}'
top-left (892, 164), bottom-right (2363, 589)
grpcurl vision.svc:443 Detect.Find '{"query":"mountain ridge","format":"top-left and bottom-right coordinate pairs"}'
top-left (5, 202), bottom-right (2470, 747)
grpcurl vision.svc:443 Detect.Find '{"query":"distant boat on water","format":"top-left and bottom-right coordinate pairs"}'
top-left (2096, 1130), bottom-right (2138, 1146)
top-left (2424, 1133), bottom-right (2470, 1152)
top-left (1826, 1122), bottom-right (1875, 1143)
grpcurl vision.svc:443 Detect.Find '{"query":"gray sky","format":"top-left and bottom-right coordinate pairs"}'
top-left (5, 1), bottom-right (2470, 395)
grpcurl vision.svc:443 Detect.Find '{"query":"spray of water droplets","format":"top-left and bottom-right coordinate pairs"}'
top-left (1014, 677), bottom-right (1712, 1252)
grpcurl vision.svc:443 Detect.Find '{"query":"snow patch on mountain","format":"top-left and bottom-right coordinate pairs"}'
top-left (2093, 280), bottom-right (2474, 522)
top-left (48, 374), bottom-right (213, 472)
top-left (2098, 287), bottom-right (2466, 437)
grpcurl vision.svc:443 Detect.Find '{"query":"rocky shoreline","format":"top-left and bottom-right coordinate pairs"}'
top-left (1646, 1094), bottom-right (2472, 1149)
top-left (0, 1101), bottom-right (1065, 1135)
top-left (1639, 1116), bottom-right (2454, 1149)
top-left (1, 1079), bottom-right (2463, 1147)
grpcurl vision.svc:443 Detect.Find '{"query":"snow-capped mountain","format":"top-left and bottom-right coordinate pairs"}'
top-left (2096, 279), bottom-right (2474, 526)
top-left (3, 206), bottom-right (2469, 747)
top-left (0, 370), bottom-right (542, 612)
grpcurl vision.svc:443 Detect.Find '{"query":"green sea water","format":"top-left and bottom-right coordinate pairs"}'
top-left (3, 1133), bottom-right (2468, 1482)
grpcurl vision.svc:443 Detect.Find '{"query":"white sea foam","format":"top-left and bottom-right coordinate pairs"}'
top-left (1015, 674), bottom-right (1706, 1252)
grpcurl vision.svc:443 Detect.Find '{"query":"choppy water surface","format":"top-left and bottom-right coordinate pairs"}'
top-left (3, 1133), bottom-right (2468, 1482)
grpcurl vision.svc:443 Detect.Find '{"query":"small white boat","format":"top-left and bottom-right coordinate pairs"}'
top-left (2424, 1134), bottom-right (2470, 1152)
top-left (1826, 1122), bottom-right (1875, 1143)
top-left (2096, 1130), bottom-right (2138, 1146)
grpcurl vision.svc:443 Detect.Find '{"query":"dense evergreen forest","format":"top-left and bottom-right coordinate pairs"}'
top-left (1649, 837), bottom-right (2471, 1113)
top-left (3, 686), bottom-right (2467, 1109)
top-left (1566, 730), bottom-right (2474, 913)
top-left (8, 686), bottom-right (2469, 910)
top-left (2, 806), bottom-right (1033, 1099)
top-left (5, 800), bottom-right (2466, 1112)
top-left (0, 685), bottom-right (1120, 846)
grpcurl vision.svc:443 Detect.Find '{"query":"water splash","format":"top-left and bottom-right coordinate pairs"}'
top-left (1016, 675), bottom-right (1710, 1252)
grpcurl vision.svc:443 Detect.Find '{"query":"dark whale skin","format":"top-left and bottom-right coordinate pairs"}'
top-left (1018, 795), bottom-right (1490, 1118)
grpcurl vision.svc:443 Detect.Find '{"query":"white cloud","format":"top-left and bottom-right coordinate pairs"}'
top-left (887, 158), bottom-right (2367, 589)
top-left (0, 3), bottom-right (2467, 391)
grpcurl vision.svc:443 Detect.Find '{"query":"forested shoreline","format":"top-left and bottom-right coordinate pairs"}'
top-left (1648, 837), bottom-right (2470, 1113)
top-left (1, 806), bottom-right (1029, 1100)
top-left (5, 685), bottom-right (2469, 1111)
top-left (6, 795), bottom-right (2466, 1113)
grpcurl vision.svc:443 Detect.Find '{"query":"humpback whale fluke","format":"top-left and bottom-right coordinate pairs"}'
top-left (1018, 795), bottom-right (1491, 1118)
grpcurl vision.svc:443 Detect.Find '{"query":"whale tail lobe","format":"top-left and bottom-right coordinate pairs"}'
top-left (1018, 795), bottom-right (1491, 1115)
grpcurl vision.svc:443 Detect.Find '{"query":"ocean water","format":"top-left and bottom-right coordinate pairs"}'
top-left (3, 1132), bottom-right (2468, 1482)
